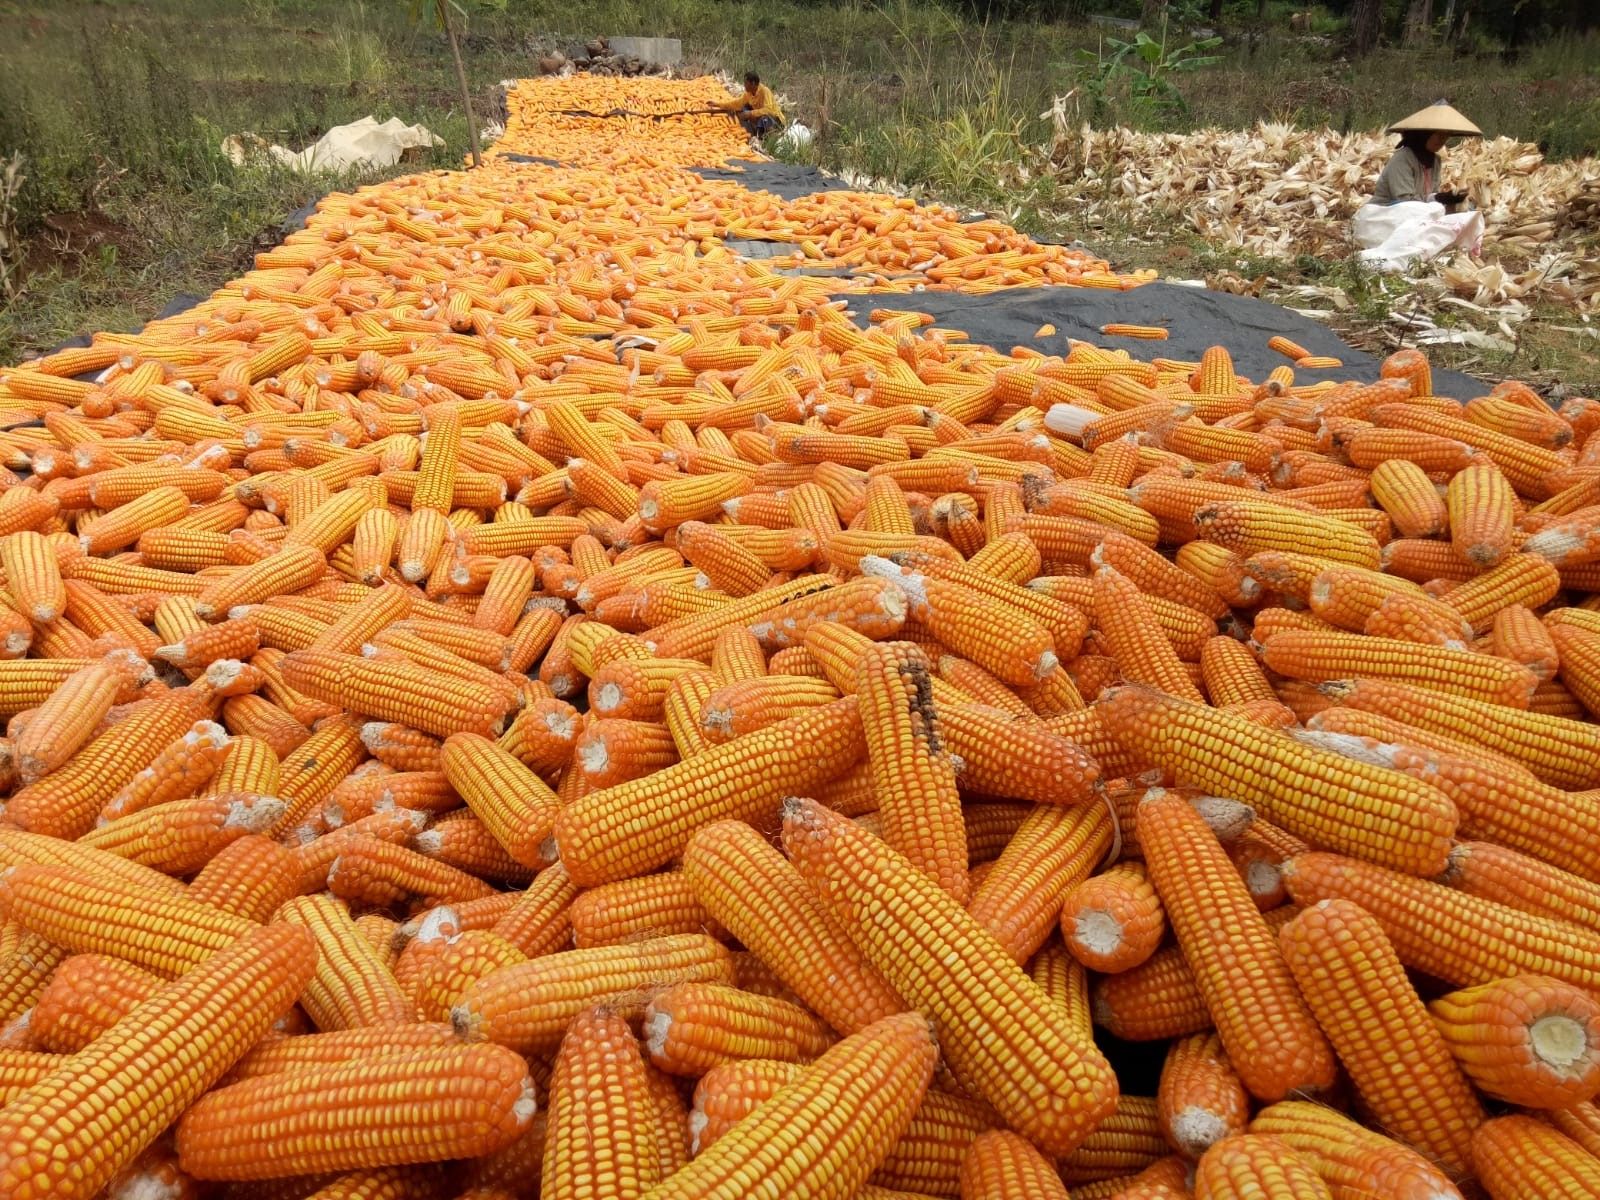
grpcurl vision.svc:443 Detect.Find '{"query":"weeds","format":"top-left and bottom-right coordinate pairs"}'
top-left (0, 153), bottom-right (22, 304)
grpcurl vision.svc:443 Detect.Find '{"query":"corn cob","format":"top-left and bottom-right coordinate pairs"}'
top-left (635, 1011), bottom-right (936, 1200)
top-left (439, 733), bottom-right (560, 867)
top-left (568, 872), bottom-right (723, 948)
top-left (30, 952), bottom-right (162, 1053)
top-left (854, 640), bottom-right (968, 901)
top-left (541, 1007), bottom-right (661, 1200)
top-left (1280, 852), bottom-right (1600, 993)
top-left (81, 790), bottom-right (284, 875)
top-left (1428, 974), bottom-right (1600, 1109)
top-left (1058, 859), bottom-right (1165, 974)
top-left (282, 648), bottom-right (511, 740)
top-left (174, 1042), bottom-right (536, 1180)
top-left (1470, 1114), bottom-right (1600, 1199)
top-left (452, 933), bottom-right (734, 1052)
top-left (1278, 898), bottom-right (1484, 1177)
top-left (1157, 1032), bottom-right (1249, 1162)
top-left (1100, 685), bottom-right (1455, 875)
top-left (229, 1024), bottom-right (459, 1081)
top-left (192, 545), bottom-right (327, 620)
top-left (1250, 1100), bottom-right (1465, 1200)
top-left (552, 698), bottom-right (863, 886)
top-left (968, 802), bottom-right (1114, 966)
top-left (959, 1130), bottom-right (1070, 1200)
top-left (782, 797), bottom-right (1118, 1156)
top-left (1192, 1134), bottom-right (1333, 1200)
top-left (12, 657), bottom-right (144, 784)
top-left (187, 835), bottom-right (301, 922)
top-left (275, 894), bottom-right (416, 1029)
top-left (0, 922), bottom-right (315, 1200)
top-left (643, 980), bottom-right (834, 1075)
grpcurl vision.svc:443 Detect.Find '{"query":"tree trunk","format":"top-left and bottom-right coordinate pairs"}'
top-left (1141, 0), bottom-right (1168, 29)
top-left (1404, 0), bottom-right (1433, 43)
top-left (440, 1), bottom-right (481, 169)
top-left (1352, 0), bottom-right (1382, 56)
top-left (1209, 0), bottom-right (1224, 25)
top-left (1257, 0), bottom-right (1268, 18)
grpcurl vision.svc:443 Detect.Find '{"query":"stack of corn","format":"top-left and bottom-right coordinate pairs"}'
top-left (0, 76), bottom-right (1595, 1200)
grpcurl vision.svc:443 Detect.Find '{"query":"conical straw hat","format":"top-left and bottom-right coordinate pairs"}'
top-left (1387, 101), bottom-right (1482, 137)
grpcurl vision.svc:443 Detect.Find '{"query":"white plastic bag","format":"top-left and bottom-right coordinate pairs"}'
top-left (1352, 201), bottom-right (1484, 272)
top-left (223, 117), bottom-right (443, 174)
top-left (777, 123), bottom-right (813, 151)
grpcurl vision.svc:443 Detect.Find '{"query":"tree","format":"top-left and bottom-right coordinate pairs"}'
top-left (1141, 0), bottom-right (1169, 28)
top-left (1404, 0), bottom-right (1434, 43)
top-left (1351, 0), bottom-right (1382, 55)
top-left (409, 0), bottom-right (481, 168)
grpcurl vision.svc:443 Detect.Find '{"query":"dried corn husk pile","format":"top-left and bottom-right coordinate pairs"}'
top-left (1043, 101), bottom-right (1600, 312)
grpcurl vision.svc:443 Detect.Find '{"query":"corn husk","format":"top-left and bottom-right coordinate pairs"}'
top-left (1041, 101), bottom-right (1600, 313)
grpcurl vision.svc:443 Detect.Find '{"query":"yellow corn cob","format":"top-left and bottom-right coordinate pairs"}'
top-left (282, 648), bottom-right (511, 740)
top-left (1280, 852), bottom-right (1600, 993)
top-left (959, 1130), bottom-right (1071, 1199)
top-left (568, 872), bottom-right (723, 948)
top-left (13, 657), bottom-right (143, 783)
top-left (1, 531), bottom-right (64, 623)
top-left (642, 980), bottom-right (834, 1075)
top-left (1250, 1100), bottom-right (1465, 1200)
top-left (1447, 460), bottom-right (1518, 567)
top-left (439, 733), bottom-right (560, 867)
top-left (0, 922), bottom-right (315, 1200)
top-left (782, 797), bottom-right (1117, 1156)
top-left (1101, 684), bottom-right (1455, 874)
top-left (553, 698), bottom-right (863, 886)
top-left (966, 804), bottom-right (1112, 966)
top-left (452, 933), bottom-right (735, 1052)
top-left (30, 952), bottom-right (162, 1053)
top-left (174, 1042), bottom-right (536, 1180)
top-left (1471, 1114), bottom-right (1600, 1199)
top-left (540, 1007), bottom-right (661, 1200)
top-left (1278, 898), bottom-right (1483, 1177)
top-left (193, 545), bottom-right (327, 620)
top-left (1428, 974), bottom-right (1600, 1109)
top-left (636, 1011), bottom-right (936, 1200)
top-left (1262, 628), bottom-right (1538, 707)
top-left (274, 894), bottom-right (416, 1030)
top-left (1192, 1134), bottom-right (1333, 1200)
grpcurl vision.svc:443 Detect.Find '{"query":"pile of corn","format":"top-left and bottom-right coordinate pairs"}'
top-left (0, 75), bottom-right (1596, 1200)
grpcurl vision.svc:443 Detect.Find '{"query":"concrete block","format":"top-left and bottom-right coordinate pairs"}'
top-left (606, 36), bottom-right (682, 66)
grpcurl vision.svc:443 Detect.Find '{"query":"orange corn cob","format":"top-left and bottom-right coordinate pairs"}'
top-left (1029, 940), bottom-right (1094, 1044)
top-left (1280, 852), bottom-right (1600, 993)
top-left (1193, 500), bottom-right (1380, 569)
top-left (782, 798), bottom-right (1117, 1156)
top-left (1100, 685), bottom-right (1455, 875)
top-left (1434, 552), bottom-right (1561, 632)
top-left (698, 676), bottom-right (840, 743)
top-left (451, 933), bottom-right (735, 1053)
top-left (416, 814), bottom-right (537, 884)
top-left (965, 803), bottom-right (1112, 965)
top-left (328, 835), bottom-right (495, 908)
top-left (78, 486), bottom-right (192, 555)
top-left (1137, 787), bottom-right (1335, 1102)
top-left (81, 790), bottom-right (285, 875)
top-left (192, 544), bottom-right (327, 620)
top-left (1089, 564), bottom-right (1205, 702)
top-left (1278, 898), bottom-right (1484, 1177)
top-left (638, 1011), bottom-right (936, 1200)
top-left (1059, 860), bottom-right (1165, 975)
top-left (174, 1042), bottom-right (536, 1180)
top-left (282, 648), bottom-right (511, 739)
top-left (497, 697), bottom-right (580, 778)
top-left (1192, 1134), bottom-right (1333, 1200)
top-left (1262, 628), bottom-right (1537, 707)
top-left (414, 931), bottom-right (528, 1023)
top-left (1544, 1101), bottom-right (1600, 1159)
top-left (1250, 1100), bottom-right (1465, 1200)
top-left (1157, 1032), bottom-right (1249, 1164)
top-left (1, 532), bottom-right (64, 624)
top-left (0, 922), bottom-right (315, 1200)
top-left (1491, 603), bottom-right (1560, 681)
top-left (1368, 458), bottom-right (1447, 539)
top-left (187, 835), bottom-right (300, 922)
top-left (540, 1007), bottom-right (661, 1200)
top-left (489, 862), bottom-right (578, 960)
top-left (0, 861), bottom-right (252, 978)
top-left (855, 640), bottom-right (968, 902)
top-left (1428, 974), bottom-right (1600, 1109)
top-left (12, 657), bottom-right (142, 784)
top-left (552, 698), bottom-right (863, 886)
top-left (30, 953), bottom-right (162, 1054)
top-left (1446, 460), bottom-right (1518, 567)
top-left (568, 872), bottom-right (722, 948)
top-left (642, 980), bottom-right (834, 1076)
top-left (1471, 1114), bottom-right (1600, 1199)
top-left (228, 1024), bottom-right (459, 1081)
top-left (361, 722), bottom-right (446, 773)
top-left (439, 733), bottom-right (560, 867)
top-left (959, 1130), bottom-right (1070, 1199)
top-left (681, 819), bottom-right (904, 1036)
top-left (275, 894), bottom-right (416, 1030)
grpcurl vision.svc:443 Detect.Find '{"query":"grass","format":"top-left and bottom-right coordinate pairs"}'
top-left (1, 0), bottom-right (1598, 385)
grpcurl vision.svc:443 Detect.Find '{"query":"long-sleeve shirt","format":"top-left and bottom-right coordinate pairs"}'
top-left (1372, 145), bottom-right (1436, 205)
top-left (714, 84), bottom-right (783, 124)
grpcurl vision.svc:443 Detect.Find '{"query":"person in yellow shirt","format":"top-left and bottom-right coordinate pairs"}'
top-left (710, 72), bottom-right (784, 139)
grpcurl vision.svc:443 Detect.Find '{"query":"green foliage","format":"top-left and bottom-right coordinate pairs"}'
top-left (1071, 24), bottom-right (1224, 122)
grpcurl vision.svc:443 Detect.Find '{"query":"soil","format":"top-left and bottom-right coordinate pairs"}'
top-left (20, 209), bottom-right (136, 280)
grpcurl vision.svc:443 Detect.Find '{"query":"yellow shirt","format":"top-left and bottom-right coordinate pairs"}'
top-left (716, 84), bottom-right (783, 123)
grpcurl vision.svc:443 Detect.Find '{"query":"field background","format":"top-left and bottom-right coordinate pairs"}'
top-left (1, 0), bottom-right (1596, 385)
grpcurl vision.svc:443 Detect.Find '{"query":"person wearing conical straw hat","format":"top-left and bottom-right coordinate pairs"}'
top-left (1352, 100), bottom-right (1487, 271)
top-left (1372, 101), bottom-right (1482, 208)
